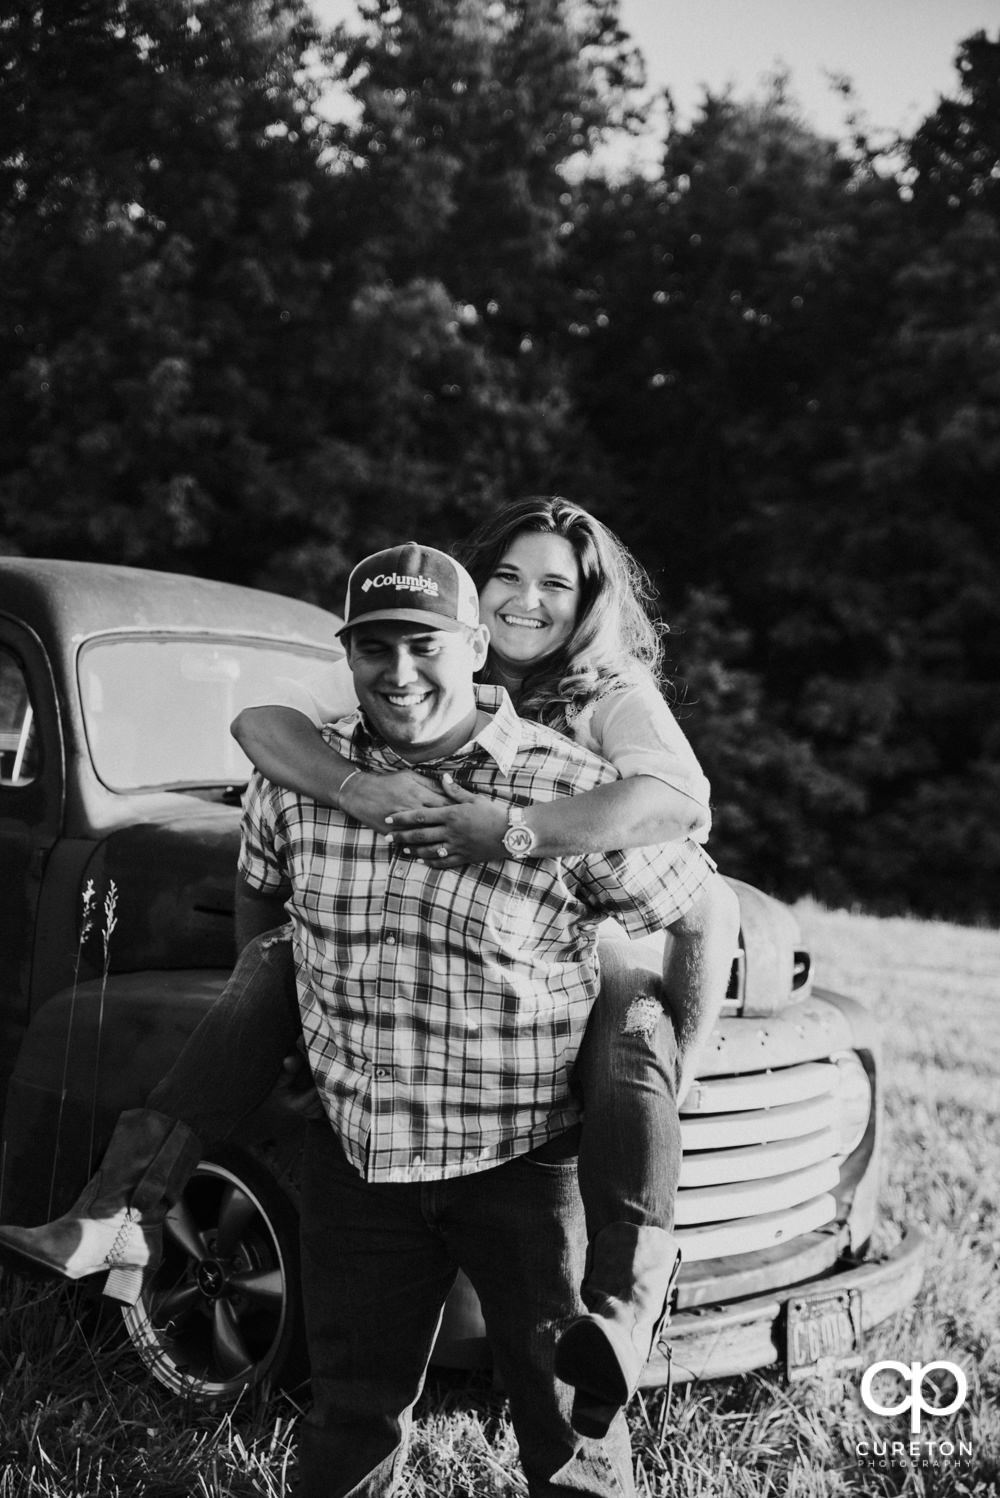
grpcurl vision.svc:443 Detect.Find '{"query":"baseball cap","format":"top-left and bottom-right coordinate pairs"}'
top-left (337, 543), bottom-right (480, 637)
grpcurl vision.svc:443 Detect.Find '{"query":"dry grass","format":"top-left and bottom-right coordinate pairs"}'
top-left (1, 905), bottom-right (998, 1496)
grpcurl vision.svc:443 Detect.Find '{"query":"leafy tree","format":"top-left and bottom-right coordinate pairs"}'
top-left (567, 54), bottom-right (1000, 918)
top-left (0, 0), bottom-right (345, 584)
top-left (329, 0), bottom-right (645, 310)
top-left (906, 30), bottom-right (1000, 222)
top-left (310, 0), bottom-right (647, 550)
top-left (797, 33), bottom-right (1000, 916)
top-left (565, 79), bottom-right (906, 596)
top-left (664, 590), bottom-right (865, 906)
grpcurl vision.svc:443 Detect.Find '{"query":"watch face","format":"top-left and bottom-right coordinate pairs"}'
top-left (503, 825), bottom-right (535, 856)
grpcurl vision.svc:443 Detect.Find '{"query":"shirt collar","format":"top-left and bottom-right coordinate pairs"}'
top-left (465, 684), bottom-right (520, 775)
top-left (349, 683), bottom-right (522, 777)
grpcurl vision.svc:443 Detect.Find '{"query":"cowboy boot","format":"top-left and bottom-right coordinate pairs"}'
top-left (554, 1222), bottom-right (681, 1438)
top-left (0, 1109), bottom-right (202, 1306)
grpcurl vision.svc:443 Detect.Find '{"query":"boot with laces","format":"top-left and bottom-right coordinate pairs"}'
top-left (0, 1109), bottom-right (202, 1305)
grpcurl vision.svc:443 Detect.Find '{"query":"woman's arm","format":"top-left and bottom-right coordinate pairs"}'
top-left (386, 681), bottom-right (712, 864)
top-left (386, 773), bottom-right (699, 864)
top-left (232, 707), bottom-right (356, 806)
top-left (577, 683), bottom-right (711, 840)
top-left (517, 775), bottom-right (701, 855)
top-left (231, 706), bottom-right (450, 829)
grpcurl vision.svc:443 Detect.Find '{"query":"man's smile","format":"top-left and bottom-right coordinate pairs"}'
top-left (383, 690), bottom-right (433, 709)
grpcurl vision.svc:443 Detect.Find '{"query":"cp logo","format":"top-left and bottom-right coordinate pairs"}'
top-left (861, 1360), bottom-right (968, 1434)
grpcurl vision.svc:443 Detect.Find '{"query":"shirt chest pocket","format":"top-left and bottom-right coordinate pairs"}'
top-left (485, 896), bottom-right (582, 972)
top-left (486, 895), bottom-right (540, 949)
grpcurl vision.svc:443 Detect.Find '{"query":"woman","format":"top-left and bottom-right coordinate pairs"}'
top-left (0, 499), bottom-right (730, 1436)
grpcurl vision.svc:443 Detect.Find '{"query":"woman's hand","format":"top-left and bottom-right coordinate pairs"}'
top-left (338, 769), bottom-right (450, 833)
top-left (385, 774), bottom-right (508, 866)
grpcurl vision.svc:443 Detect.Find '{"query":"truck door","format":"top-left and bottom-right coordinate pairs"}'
top-left (0, 620), bottom-right (64, 1110)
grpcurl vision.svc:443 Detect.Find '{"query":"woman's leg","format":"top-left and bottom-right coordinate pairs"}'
top-left (554, 941), bottom-right (683, 1439)
top-left (0, 928), bottom-right (301, 1303)
top-left (573, 940), bottom-right (682, 1237)
top-left (147, 925), bottom-right (301, 1143)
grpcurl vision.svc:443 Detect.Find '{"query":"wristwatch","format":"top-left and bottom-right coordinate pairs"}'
top-left (502, 805), bottom-right (537, 859)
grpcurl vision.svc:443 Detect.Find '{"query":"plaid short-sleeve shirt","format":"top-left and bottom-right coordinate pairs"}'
top-left (239, 686), bottom-right (714, 1182)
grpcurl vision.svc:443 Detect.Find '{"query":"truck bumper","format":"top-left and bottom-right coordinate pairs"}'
top-left (647, 1227), bottom-right (926, 1384)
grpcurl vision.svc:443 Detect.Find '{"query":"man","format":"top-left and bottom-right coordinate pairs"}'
top-left (237, 542), bottom-right (737, 1498)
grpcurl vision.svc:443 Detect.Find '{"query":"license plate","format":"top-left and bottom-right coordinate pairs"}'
top-left (786, 1288), bottom-right (863, 1380)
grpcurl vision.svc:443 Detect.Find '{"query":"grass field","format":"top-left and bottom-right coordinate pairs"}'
top-left (1, 904), bottom-right (998, 1497)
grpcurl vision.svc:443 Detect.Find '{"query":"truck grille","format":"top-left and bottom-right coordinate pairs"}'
top-left (676, 1061), bottom-right (840, 1263)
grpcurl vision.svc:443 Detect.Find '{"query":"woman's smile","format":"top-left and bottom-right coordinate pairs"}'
top-left (497, 612), bottom-right (546, 630)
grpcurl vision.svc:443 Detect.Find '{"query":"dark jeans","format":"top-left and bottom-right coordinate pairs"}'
top-left (146, 929), bottom-right (683, 1492)
top-left (297, 1123), bottom-right (635, 1498)
top-left (147, 926), bottom-right (300, 1141)
top-left (574, 940), bottom-right (682, 1237)
top-left (148, 929), bottom-right (683, 1236)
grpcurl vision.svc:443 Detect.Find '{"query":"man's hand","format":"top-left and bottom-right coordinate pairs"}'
top-left (385, 774), bottom-right (508, 866)
top-left (338, 768), bottom-right (450, 832)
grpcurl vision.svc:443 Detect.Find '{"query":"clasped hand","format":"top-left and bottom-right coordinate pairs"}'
top-left (387, 773), bottom-right (509, 866)
top-left (340, 767), bottom-right (507, 866)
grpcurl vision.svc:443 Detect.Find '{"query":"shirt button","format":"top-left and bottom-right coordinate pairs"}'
top-left (385, 933), bottom-right (396, 945)
top-left (375, 1067), bottom-right (389, 1079)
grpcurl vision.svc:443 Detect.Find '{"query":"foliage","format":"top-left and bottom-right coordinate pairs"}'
top-left (663, 591), bottom-right (866, 907)
top-left (0, 3), bottom-right (998, 918)
top-left (301, 0), bottom-right (649, 552)
top-left (564, 51), bottom-right (1000, 918)
top-left (0, 0), bottom-right (347, 584)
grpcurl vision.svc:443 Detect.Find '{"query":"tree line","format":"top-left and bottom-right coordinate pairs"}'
top-left (2, 0), bottom-right (998, 922)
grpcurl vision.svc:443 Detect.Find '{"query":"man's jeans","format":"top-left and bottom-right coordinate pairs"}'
top-left (148, 930), bottom-right (683, 1245)
top-left (145, 929), bottom-right (683, 1493)
top-left (297, 1123), bottom-right (635, 1498)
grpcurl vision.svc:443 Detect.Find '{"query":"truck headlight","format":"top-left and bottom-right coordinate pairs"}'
top-left (832, 1050), bottom-right (873, 1159)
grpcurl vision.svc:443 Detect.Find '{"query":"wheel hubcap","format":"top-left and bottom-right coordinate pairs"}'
top-left (195, 1259), bottom-right (228, 1299)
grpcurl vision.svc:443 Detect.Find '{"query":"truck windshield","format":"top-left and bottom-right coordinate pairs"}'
top-left (78, 636), bottom-right (352, 792)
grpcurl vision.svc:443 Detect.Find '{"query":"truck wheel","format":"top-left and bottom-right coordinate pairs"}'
top-left (120, 1150), bottom-right (306, 1404)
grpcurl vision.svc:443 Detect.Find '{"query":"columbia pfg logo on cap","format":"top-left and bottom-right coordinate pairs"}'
top-left (339, 543), bottom-right (479, 636)
top-left (360, 571), bottom-right (441, 598)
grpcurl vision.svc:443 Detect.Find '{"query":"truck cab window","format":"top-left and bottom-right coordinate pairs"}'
top-left (0, 648), bottom-right (39, 786)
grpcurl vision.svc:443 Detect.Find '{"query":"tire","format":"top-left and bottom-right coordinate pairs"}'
top-left (120, 1149), bottom-right (307, 1404)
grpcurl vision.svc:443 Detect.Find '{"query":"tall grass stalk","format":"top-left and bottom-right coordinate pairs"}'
top-left (46, 882), bottom-right (96, 1219)
top-left (85, 881), bottom-right (118, 1179)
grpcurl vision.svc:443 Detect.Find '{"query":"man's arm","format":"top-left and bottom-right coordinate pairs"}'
top-left (660, 873), bottom-right (741, 1103)
top-left (234, 872), bottom-right (290, 954)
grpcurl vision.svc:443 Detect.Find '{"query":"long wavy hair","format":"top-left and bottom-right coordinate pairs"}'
top-left (454, 497), bottom-right (666, 730)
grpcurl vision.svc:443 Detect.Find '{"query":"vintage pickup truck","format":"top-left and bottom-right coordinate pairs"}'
top-left (0, 557), bottom-right (923, 1403)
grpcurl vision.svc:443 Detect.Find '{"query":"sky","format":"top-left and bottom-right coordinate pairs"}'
top-left (310, 0), bottom-right (998, 149)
